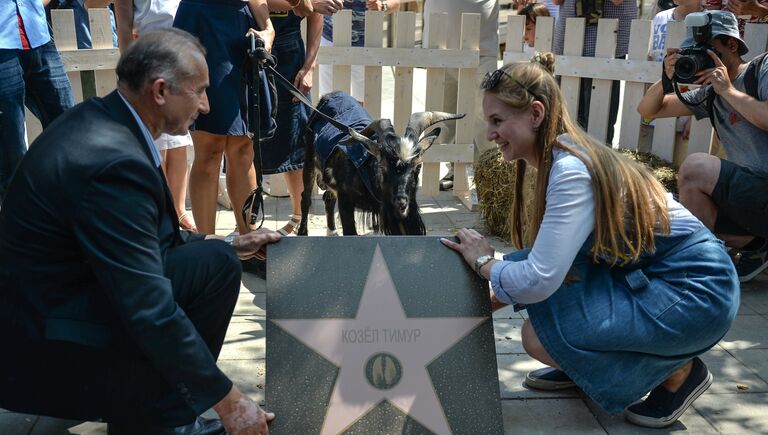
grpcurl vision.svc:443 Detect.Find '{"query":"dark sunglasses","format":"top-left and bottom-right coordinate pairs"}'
top-left (242, 187), bottom-right (265, 229)
top-left (481, 69), bottom-right (541, 102)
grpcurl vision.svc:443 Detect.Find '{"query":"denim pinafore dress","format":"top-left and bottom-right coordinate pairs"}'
top-left (504, 227), bottom-right (739, 414)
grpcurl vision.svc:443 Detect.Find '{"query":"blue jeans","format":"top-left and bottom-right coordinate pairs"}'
top-left (0, 40), bottom-right (75, 201)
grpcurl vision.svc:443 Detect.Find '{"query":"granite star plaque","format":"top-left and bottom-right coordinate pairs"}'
top-left (266, 237), bottom-right (503, 434)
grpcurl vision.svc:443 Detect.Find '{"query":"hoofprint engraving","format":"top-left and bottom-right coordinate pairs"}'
top-left (271, 245), bottom-right (487, 435)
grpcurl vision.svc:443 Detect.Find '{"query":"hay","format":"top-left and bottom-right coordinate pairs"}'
top-left (475, 148), bottom-right (537, 243)
top-left (618, 149), bottom-right (678, 193)
top-left (475, 148), bottom-right (679, 241)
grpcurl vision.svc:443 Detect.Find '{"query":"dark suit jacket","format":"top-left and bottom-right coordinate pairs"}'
top-left (0, 91), bottom-right (231, 416)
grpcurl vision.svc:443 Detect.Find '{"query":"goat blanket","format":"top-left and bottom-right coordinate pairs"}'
top-left (309, 91), bottom-right (378, 199)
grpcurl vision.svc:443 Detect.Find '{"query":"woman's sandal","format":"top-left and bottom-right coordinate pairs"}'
top-left (178, 211), bottom-right (198, 232)
top-left (278, 214), bottom-right (301, 236)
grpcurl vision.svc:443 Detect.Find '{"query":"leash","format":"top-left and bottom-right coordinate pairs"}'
top-left (242, 40), bottom-right (366, 228)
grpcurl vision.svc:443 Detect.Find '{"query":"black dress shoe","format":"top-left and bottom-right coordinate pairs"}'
top-left (439, 173), bottom-right (454, 191)
top-left (241, 257), bottom-right (266, 280)
top-left (107, 416), bottom-right (225, 435)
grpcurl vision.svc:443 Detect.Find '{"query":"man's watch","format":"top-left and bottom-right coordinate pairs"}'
top-left (380, 0), bottom-right (388, 12)
top-left (474, 255), bottom-right (494, 275)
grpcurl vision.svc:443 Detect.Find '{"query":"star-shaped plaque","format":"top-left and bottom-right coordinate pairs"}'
top-left (267, 237), bottom-right (503, 434)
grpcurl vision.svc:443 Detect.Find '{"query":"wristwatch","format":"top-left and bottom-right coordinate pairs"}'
top-left (474, 255), bottom-right (494, 275)
top-left (380, 0), bottom-right (388, 12)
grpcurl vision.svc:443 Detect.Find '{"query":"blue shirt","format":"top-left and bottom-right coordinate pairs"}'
top-left (118, 91), bottom-right (162, 168)
top-left (1, 0), bottom-right (51, 50)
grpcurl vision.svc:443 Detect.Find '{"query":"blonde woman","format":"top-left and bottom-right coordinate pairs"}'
top-left (442, 53), bottom-right (739, 428)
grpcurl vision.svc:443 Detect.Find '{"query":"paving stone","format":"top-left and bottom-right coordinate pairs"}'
top-left (500, 398), bottom-right (604, 434)
top-left (420, 210), bottom-right (453, 226)
top-left (699, 348), bottom-right (768, 394)
top-left (0, 413), bottom-right (37, 435)
top-left (740, 287), bottom-right (768, 316)
top-left (494, 318), bottom-right (525, 354)
top-left (218, 359), bottom-right (266, 404)
top-left (728, 348), bottom-right (768, 384)
top-left (581, 394), bottom-right (717, 434)
top-left (693, 392), bottom-right (768, 434)
top-left (231, 292), bottom-right (266, 321)
top-left (497, 354), bottom-right (579, 399)
top-left (220, 320), bottom-right (266, 360)
top-left (720, 315), bottom-right (768, 350)
top-left (29, 418), bottom-right (106, 435)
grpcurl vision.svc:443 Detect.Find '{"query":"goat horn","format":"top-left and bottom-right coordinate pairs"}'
top-left (404, 112), bottom-right (465, 142)
top-left (359, 119), bottom-right (395, 140)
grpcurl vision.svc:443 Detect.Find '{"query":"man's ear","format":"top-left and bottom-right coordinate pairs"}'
top-left (151, 79), bottom-right (168, 105)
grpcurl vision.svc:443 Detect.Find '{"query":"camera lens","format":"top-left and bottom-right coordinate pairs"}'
top-left (675, 56), bottom-right (698, 82)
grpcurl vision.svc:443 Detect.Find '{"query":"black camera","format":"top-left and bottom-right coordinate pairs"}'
top-left (673, 12), bottom-right (718, 83)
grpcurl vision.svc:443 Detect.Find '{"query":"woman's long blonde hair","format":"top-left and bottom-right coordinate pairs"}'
top-left (488, 53), bottom-right (671, 264)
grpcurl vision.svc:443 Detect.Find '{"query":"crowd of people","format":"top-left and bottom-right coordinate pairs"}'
top-left (0, 0), bottom-right (767, 434)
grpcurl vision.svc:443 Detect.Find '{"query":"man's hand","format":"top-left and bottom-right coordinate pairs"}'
top-left (366, 0), bottom-right (400, 13)
top-left (312, 0), bottom-right (343, 15)
top-left (214, 386), bottom-right (275, 435)
top-left (663, 47), bottom-right (682, 80)
top-left (232, 229), bottom-right (281, 260)
top-left (695, 50), bottom-right (734, 95)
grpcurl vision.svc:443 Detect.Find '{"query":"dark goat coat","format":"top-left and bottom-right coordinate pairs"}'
top-left (298, 91), bottom-right (427, 236)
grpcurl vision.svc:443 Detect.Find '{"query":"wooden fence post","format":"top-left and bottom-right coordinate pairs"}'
top-left (421, 12), bottom-right (448, 197)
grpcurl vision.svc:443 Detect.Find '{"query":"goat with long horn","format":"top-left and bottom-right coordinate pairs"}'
top-left (298, 91), bottom-right (464, 236)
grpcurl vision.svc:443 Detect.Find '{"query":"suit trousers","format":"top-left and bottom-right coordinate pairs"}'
top-left (0, 239), bottom-right (241, 426)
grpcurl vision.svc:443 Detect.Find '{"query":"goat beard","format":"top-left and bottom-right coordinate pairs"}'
top-left (380, 201), bottom-right (426, 235)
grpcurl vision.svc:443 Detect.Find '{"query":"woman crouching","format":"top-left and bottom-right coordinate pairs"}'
top-left (441, 53), bottom-right (739, 428)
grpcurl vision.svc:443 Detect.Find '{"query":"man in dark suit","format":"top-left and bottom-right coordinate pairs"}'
top-left (0, 28), bottom-right (279, 435)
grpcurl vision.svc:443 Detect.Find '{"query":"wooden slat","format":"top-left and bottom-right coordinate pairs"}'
top-left (504, 15), bottom-right (525, 60)
top-left (332, 10), bottom-right (352, 94)
top-left (619, 19), bottom-right (652, 151)
top-left (561, 18), bottom-right (586, 122)
top-left (392, 12), bottom-right (415, 134)
top-left (743, 23), bottom-right (768, 62)
top-left (421, 12), bottom-right (449, 196)
top-left (58, 48), bottom-right (120, 72)
top-left (89, 9), bottom-right (117, 96)
top-left (455, 13), bottom-right (480, 209)
top-left (586, 18), bottom-right (618, 142)
top-left (364, 11), bottom-right (384, 119)
top-left (686, 113), bottom-right (714, 159)
top-left (651, 21), bottom-right (686, 162)
top-left (317, 47), bottom-right (479, 68)
top-left (50, 9), bottom-right (84, 108)
top-left (504, 52), bottom-right (661, 83)
top-left (533, 16), bottom-right (555, 52)
top-left (421, 144), bottom-right (474, 163)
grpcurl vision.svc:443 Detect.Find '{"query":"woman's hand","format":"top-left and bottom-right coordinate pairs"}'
top-left (247, 28), bottom-right (276, 53)
top-left (366, 0), bottom-right (400, 13)
top-left (293, 66), bottom-right (314, 102)
top-left (313, 0), bottom-right (344, 15)
top-left (440, 228), bottom-right (495, 270)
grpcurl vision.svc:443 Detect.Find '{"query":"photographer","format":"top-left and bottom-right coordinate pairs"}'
top-left (638, 10), bottom-right (768, 283)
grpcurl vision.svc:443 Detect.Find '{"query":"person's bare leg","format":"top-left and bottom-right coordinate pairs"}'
top-left (660, 360), bottom-right (694, 393)
top-left (677, 153), bottom-right (721, 231)
top-left (280, 169), bottom-right (304, 235)
top-left (165, 146), bottom-right (195, 230)
top-left (521, 319), bottom-right (560, 369)
top-left (223, 135), bottom-right (256, 235)
top-left (190, 131), bottom-right (225, 235)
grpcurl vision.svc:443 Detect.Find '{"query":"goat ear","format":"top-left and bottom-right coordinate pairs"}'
top-left (413, 127), bottom-right (442, 158)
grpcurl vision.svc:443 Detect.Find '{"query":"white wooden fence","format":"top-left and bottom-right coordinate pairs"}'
top-left (504, 15), bottom-right (768, 164)
top-left (30, 10), bottom-right (767, 207)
